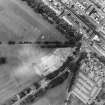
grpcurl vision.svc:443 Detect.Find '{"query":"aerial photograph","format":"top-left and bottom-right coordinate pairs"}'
top-left (0, 0), bottom-right (105, 105)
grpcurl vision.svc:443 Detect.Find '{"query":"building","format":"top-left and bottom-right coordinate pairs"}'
top-left (72, 72), bottom-right (101, 104)
top-left (71, 51), bottom-right (105, 104)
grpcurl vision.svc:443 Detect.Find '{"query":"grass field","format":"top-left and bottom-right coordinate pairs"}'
top-left (0, 0), bottom-right (69, 104)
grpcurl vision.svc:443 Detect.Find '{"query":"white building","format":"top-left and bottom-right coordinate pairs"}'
top-left (72, 72), bottom-right (101, 104)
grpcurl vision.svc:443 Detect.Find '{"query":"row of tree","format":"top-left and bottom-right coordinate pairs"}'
top-left (45, 55), bottom-right (74, 80)
top-left (21, 0), bottom-right (83, 46)
top-left (17, 52), bottom-right (86, 105)
top-left (21, 0), bottom-right (57, 23)
top-left (46, 71), bottom-right (69, 89)
top-left (45, 52), bottom-right (87, 91)
top-left (20, 88), bottom-right (46, 105)
top-left (19, 71), bottom-right (69, 105)
top-left (67, 51), bottom-right (87, 92)
top-left (2, 80), bottom-right (41, 105)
